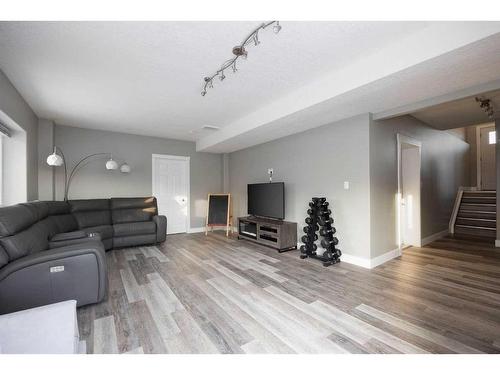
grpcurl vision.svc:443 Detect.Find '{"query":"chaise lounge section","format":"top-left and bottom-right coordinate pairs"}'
top-left (0, 196), bottom-right (166, 314)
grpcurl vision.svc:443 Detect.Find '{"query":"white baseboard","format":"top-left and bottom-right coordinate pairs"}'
top-left (341, 253), bottom-right (372, 269)
top-left (421, 229), bottom-right (449, 246)
top-left (370, 248), bottom-right (401, 268)
top-left (188, 227), bottom-right (205, 233)
top-left (189, 226), bottom-right (236, 234)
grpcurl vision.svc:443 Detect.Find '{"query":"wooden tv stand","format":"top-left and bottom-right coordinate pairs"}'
top-left (237, 216), bottom-right (297, 253)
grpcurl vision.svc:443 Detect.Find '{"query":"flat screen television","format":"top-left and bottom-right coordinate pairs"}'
top-left (247, 182), bottom-right (285, 220)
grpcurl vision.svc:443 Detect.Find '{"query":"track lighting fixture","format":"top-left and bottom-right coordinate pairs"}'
top-left (201, 21), bottom-right (281, 96)
top-left (476, 97), bottom-right (496, 119)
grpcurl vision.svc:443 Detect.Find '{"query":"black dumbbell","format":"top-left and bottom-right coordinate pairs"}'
top-left (317, 217), bottom-right (333, 226)
top-left (321, 237), bottom-right (339, 248)
top-left (303, 225), bottom-right (319, 233)
top-left (319, 227), bottom-right (336, 236)
top-left (301, 234), bottom-right (318, 243)
top-left (319, 209), bottom-right (332, 217)
top-left (305, 217), bottom-right (316, 225)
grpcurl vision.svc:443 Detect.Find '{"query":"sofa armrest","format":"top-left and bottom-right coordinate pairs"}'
top-left (153, 215), bottom-right (167, 243)
top-left (0, 243), bottom-right (107, 314)
top-left (50, 230), bottom-right (88, 242)
top-left (49, 234), bottom-right (102, 249)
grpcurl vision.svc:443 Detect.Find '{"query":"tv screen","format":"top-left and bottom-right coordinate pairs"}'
top-left (247, 182), bottom-right (285, 220)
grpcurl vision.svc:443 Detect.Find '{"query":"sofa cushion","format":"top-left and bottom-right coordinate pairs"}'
top-left (0, 246), bottom-right (8, 268)
top-left (113, 221), bottom-right (156, 237)
top-left (50, 214), bottom-right (78, 234)
top-left (69, 199), bottom-right (112, 228)
top-left (82, 225), bottom-right (113, 240)
top-left (70, 199), bottom-right (110, 212)
top-left (46, 201), bottom-right (71, 215)
top-left (0, 205), bottom-right (36, 237)
top-left (73, 211), bottom-right (112, 229)
top-left (110, 197), bottom-right (157, 210)
top-left (112, 208), bottom-right (156, 224)
top-left (20, 202), bottom-right (49, 221)
top-left (110, 197), bottom-right (157, 224)
top-left (0, 222), bottom-right (50, 261)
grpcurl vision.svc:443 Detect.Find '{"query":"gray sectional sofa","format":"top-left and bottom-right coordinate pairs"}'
top-left (0, 197), bottom-right (167, 314)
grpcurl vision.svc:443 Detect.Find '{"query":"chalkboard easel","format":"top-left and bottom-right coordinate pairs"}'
top-left (205, 193), bottom-right (231, 237)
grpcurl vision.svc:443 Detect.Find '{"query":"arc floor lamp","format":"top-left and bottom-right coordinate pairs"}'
top-left (46, 146), bottom-right (130, 201)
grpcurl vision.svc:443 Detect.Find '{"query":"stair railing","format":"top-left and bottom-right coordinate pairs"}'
top-left (449, 186), bottom-right (478, 234)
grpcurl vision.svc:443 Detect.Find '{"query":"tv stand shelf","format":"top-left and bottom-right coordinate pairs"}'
top-left (237, 216), bottom-right (297, 252)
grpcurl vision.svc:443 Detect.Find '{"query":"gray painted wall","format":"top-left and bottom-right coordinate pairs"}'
top-left (370, 115), bottom-right (470, 258)
top-left (0, 69), bottom-right (38, 201)
top-left (37, 119), bottom-right (55, 200)
top-left (228, 114), bottom-right (372, 259)
top-left (50, 125), bottom-right (223, 228)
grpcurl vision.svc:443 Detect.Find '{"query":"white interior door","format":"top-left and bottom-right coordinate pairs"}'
top-left (479, 126), bottom-right (496, 190)
top-left (152, 155), bottom-right (189, 234)
top-left (398, 137), bottom-right (421, 249)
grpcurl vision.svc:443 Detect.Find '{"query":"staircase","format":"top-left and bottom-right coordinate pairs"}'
top-left (452, 190), bottom-right (496, 238)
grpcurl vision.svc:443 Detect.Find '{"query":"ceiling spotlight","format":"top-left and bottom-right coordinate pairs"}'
top-left (273, 22), bottom-right (282, 34)
top-left (201, 21), bottom-right (281, 96)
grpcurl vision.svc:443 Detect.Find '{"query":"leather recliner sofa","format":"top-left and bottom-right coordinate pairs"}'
top-left (0, 197), bottom-right (167, 314)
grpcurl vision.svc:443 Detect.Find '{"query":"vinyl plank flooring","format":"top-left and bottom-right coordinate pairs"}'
top-left (77, 234), bottom-right (500, 353)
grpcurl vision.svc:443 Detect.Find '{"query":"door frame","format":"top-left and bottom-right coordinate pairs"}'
top-left (397, 134), bottom-right (422, 251)
top-left (476, 123), bottom-right (496, 190)
top-left (152, 153), bottom-right (190, 234)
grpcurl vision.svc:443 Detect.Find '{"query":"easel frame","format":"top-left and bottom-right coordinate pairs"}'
top-left (205, 193), bottom-right (231, 237)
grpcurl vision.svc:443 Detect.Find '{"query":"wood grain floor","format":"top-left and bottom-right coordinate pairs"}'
top-left (77, 233), bottom-right (500, 354)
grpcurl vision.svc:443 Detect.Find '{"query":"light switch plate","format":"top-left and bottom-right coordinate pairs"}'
top-left (344, 181), bottom-right (350, 190)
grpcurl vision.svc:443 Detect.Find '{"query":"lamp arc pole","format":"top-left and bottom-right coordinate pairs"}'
top-left (64, 152), bottom-right (112, 201)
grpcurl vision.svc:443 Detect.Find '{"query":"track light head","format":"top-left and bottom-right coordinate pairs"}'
top-left (273, 22), bottom-right (282, 34)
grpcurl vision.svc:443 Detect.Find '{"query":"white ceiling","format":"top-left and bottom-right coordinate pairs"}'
top-left (0, 21), bottom-right (499, 152)
top-left (412, 89), bottom-right (500, 130)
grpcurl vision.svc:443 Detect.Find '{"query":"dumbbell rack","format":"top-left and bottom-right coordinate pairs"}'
top-left (300, 197), bottom-right (341, 267)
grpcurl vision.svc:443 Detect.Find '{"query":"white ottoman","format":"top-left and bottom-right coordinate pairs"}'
top-left (0, 300), bottom-right (85, 354)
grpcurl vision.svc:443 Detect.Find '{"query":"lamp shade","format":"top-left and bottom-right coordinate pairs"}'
top-left (106, 158), bottom-right (118, 170)
top-left (120, 163), bottom-right (131, 173)
top-left (46, 152), bottom-right (63, 166)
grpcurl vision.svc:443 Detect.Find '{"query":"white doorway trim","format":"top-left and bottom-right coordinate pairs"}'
top-left (152, 153), bottom-right (190, 234)
top-left (397, 134), bottom-right (422, 251)
top-left (475, 122), bottom-right (495, 190)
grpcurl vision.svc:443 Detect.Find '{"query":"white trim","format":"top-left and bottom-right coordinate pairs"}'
top-left (341, 248), bottom-right (402, 269)
top-left (339, 253), bottom-right (372, 269)
top-left (449, 187), bottom-right (464, 234)
top-left (188, 227), bottom-right (206, 234)
top-left (476, 123), bottom-right (495, 190)
top-left (397, 134), bottom-right (422, 251)
top-left (152, 153), bottom-right (191, 161)
top-left (152, 154), bottom-right (191, 235)
top-left (421, 229), bottom-right (449, 246)
top-left (370, 248), bottom-right (402, 269)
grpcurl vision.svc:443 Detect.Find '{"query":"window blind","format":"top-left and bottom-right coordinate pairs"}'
top-left (0, 121), bottom-right (11, 137)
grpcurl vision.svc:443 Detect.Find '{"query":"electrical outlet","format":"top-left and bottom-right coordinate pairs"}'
top-left (268, 168), bottom-right (273, 175)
